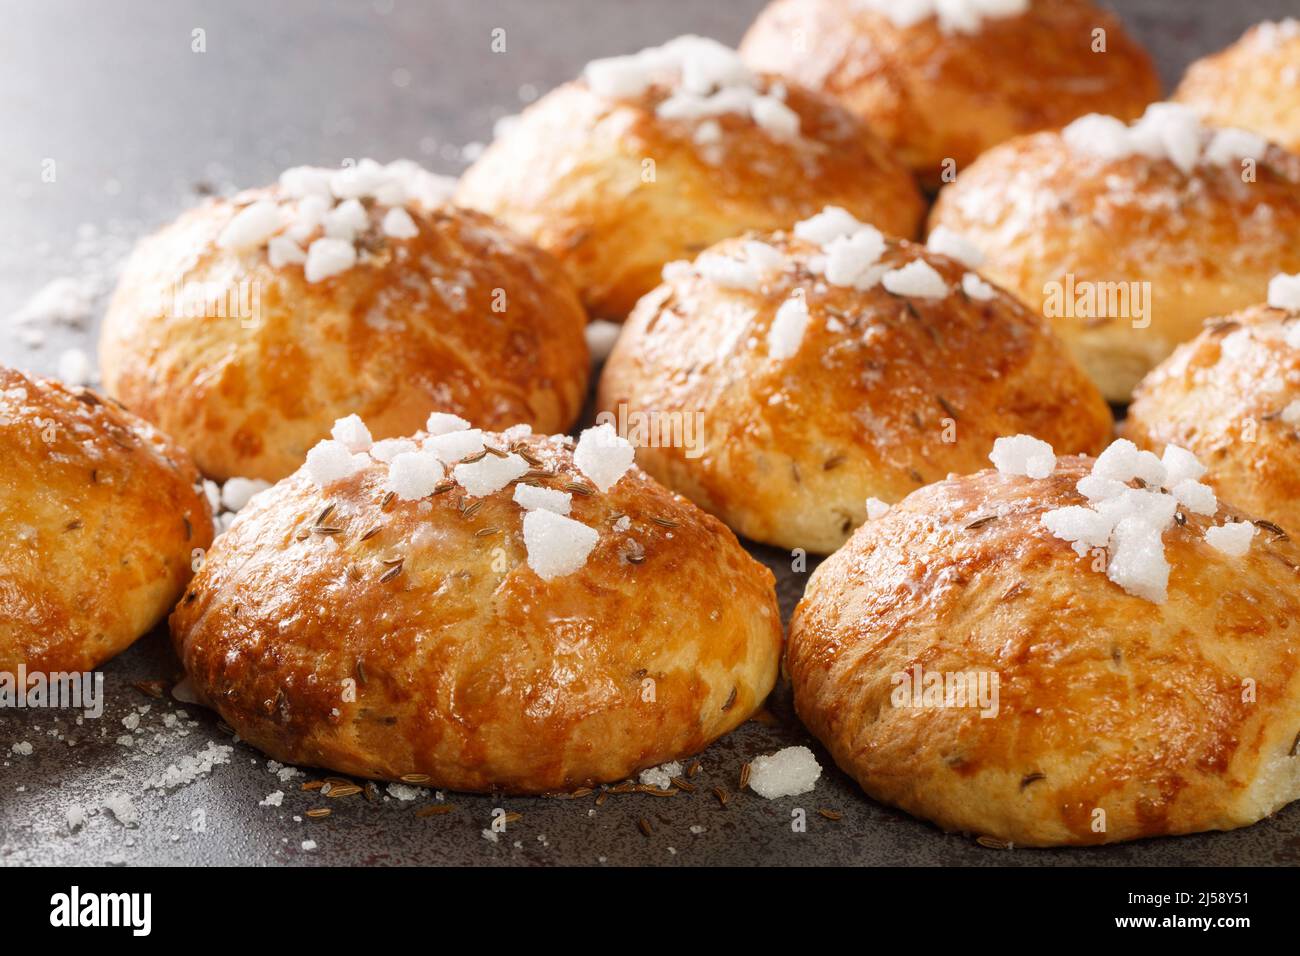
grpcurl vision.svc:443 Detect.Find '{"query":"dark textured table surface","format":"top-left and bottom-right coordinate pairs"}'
top-left (3, 0), bottom-right (1299, 867)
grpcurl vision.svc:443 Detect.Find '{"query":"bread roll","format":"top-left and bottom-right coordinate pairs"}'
top-left (100, 160), bottom-right (589, 483)
top-left (170, 419), bottom-right (782, 793)
top-left (597, 210), bottom-right (1112, 553)
top-left (1125, 289), bottom-right (1300, 538)
top-left (0, 367), bottom-right (213, 672)
top-left (790, 450), bottom-right (1300, 846)
top-left (740, 0), bottom-right (1160, 187)
top-left (1175, 19), bottom-right (1300, 156)
top-left (455, 35), bottom-right (924, 319)
top-left (928, 104), bottom-right (1300, 401)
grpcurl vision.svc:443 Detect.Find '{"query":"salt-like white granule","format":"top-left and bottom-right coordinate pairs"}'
top-left (324, 199), bottom-right (369, 240)
top-left (1206, 521), bottom-right (1256, 557)
top-left (65, 805), bottom-right (87, 832)
top-left (220, 476), bottom-right (271, 512)
top-left (304, 237), bottom-right (357, 283)
top-left (585, 320), bottom-right (622, 363)
top-left (57, 347), bottom-right (94, 386)
top-left (573, 423), bottom-right (635, 491)
top-left (8, 275), bottom-right (96, 329)
top-left (695, 241), bottom-right (783, 291)
top-left (865, 497), bottom-right (891, 520)
top-left (926, 226), bottom-right (985, 269)
top-left (424, 427), bottom-right (484, 463)
top-left (102, 792), bottom-right (139, 826)
top-left (11, 742), bottom-right (32, 756)
top-left (1161, 444), bottom-right (1206, 487)
top-left (330, 414), bottom-right (373, 453)
top-left (385, 449), bottom-right (444, 500)
top-left (149, 741), bottom-right (234, 791)
top-left (1063, 102), bottom-right (1267, 173)
top-left (305, 439), bottom-right (367, 487)
top-left (523, 509), bottom-right (600, 580)
top-left (267, 235), bottom-right (306, 268)
top-left (749, 94), bottom-right (799, 138)
top-left (425, 412), bottom-right (472, 436)
top-left (638, 761), bottom-right (683, 790)
top-left (961, 272), bottom-right (996, 301)
top-left (989, 435), bottom-right (1056, 479)
top-left (768, 294), bottom-right (809, 360)
top-left (381, 206), bottom-right (419, 239)
top-left (369, 438), bottom-right (417, 463)
top-left (822, 228), bottom-right (887, 289)
top-left (1170, 478), bottom-right (1217, 516)
top-left (453, 452), bottom-right (529, 496)
top-left (301, 839), bottom-right (317, 851)
top-left (860, 0), bottom-right (1028, 34)
top-left (1268, 273), bottom-right (1300, 312)
top-left (386, 782), bottom-right (423, 801)
top-left (513, 483), bottom-right (572, 515)
top-left (217, 200), bottom-right (285, 250)
top-left (259, 791), bottom-right (284, 807)
top-left (793, 206), bottom-right (864, 245)
top-left (481, 829), bottom-right (499, 844)
top-left (881, 259), bottom-right (948, 299)
top-left (747, 746), bottom-right (822, 799)
top-left (1281, 400), bottom-right (1300, 426)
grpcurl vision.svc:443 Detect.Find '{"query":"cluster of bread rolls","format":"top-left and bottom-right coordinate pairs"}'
top-left (7, 2), bottom-right (1300, 847)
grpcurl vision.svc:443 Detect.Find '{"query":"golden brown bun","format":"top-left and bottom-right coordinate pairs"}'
top-left (739, 0), bottom-right (1160, 187)
top-left (170, 430), bottom-right (782, 793)
top-left (0, 367), bottom-right (213, 672)
top-left (928, 131), bottom-right (1300, 402)
top-left (1125, 305), bottom-right (1300, 538)
top-left (100, 195), bottom-right (589, 482)
top-left (1175, 19), bottom-right (1300, 156)
top-left (597, 232), bottom-right (1113, 553)
top-left (455, 78), bottom-right (924, 319)
top-left (789, 458), bottom-right (1300, 846)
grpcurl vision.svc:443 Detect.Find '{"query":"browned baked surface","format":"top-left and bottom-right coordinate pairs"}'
top-left (170, 430), bottom-right (782, 793)
top-left (100, 196), bottom-right (590, 482)
top-left (1125, 304), bottom-right (1300, 538)
top-left (455, 78), bottom-right (924, 319)
top-left (597, 232), bottom-right (1112, 553)
top-left (1175, 19), bottom-right (1300, 156)
top-left (789, 458), bottom-right (1300, 846)
top-left (740, 0), bottom-right (1159, 185)
top-left (0, 367), bottom-right (213, 672)
top-left (928, 131), bottom-right (1300, 402)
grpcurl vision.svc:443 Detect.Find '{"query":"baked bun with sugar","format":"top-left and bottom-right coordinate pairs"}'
top-left (1175, 19), bottom-right (1300, 157)
top-left (739, 0), bottom-right (1159, 187)
top-left (100, 159), bottom-right (589, 483)
top-left (1124, 275), bottom-right (1300, 538)
top-left (455, 35), bottom-right (924, 320)
top-left (0, 367), bottom-right (213, 673)
top-left (596, 208), bottom-right (1112, 553)
top-left (789, 438), bottom-right (1300, 846)
top-left (928, 103), bottom-right (1300, 402)
top-left (170, 416), bottom-right (782, 793)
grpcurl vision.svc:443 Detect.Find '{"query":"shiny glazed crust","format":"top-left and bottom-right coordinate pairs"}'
top-left (739, 0), bottom-right (1160, 185)
top-left (789, 458), bottom-right (1300, 846)
top-left (597, 233), bottom-right (1113, 553)
top-left (170, 431), bottom-right (782, 793)
top-left (1125, 305), bottom-right (1300, 538)
top-left (454, 77), bottom-right (924, 319)
top-left (1175, 20), bottom-right (1300, 156)
top-left (99, 194), bottom-right (590, 482)
top-left (0, 367), bottom-right (214, 672)
top-left (928, 132), bottom-right (1300, 402)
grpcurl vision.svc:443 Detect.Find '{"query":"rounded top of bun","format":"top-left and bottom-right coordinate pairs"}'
top-left (598, 222), bottom-right (1112, 553)
top-left (170, 425), bottom-right (782, 792)
top-left (1, 366), bottom-right (213, 671)
top-left (739, 0), bottom-right (1160, 184)
top-left (100, 173), bottom-right (589, 482)
top-left (456, 39), bottom-right (924, 318)
top-left (790, 456), bottom-right (1300, 845)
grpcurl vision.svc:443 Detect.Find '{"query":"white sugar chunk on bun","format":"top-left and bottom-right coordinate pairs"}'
top-left (598, 223), bottom-right (1113, 553)
top-left (0, 366), bottom-right (214, 673)
top-left (1125, 301), bottom-right (1300, 539)
top-left (99, 160), bottom-right (589, 483)
top-left (789, 456), bottom-right (1300, 846)
top-left (171, 427), bottom-right (781, 794)
top-left (929, 107), bottom-right (1300, 402)
top-left (455, 35), bottom-right (924, 320)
